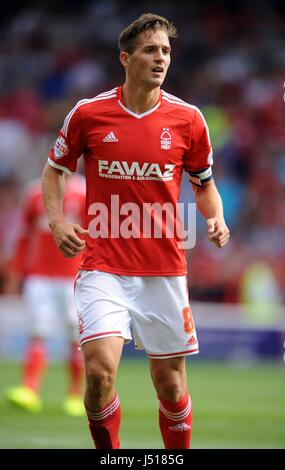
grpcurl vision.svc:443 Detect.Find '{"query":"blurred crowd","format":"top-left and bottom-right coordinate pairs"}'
top-left (0, 0), bottom-right (284, 304)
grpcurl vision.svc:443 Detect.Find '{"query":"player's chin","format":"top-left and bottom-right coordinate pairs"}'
top-left (156, 76), bottom-right (165, 86)
top-left (148, 75), bottom-right (165, 86)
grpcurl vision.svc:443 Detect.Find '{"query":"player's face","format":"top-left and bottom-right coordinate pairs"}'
top-left (123, 30), bottom-right (171, 88)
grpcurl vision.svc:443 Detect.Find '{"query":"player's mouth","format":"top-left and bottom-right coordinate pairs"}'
top-left (151, 66), bottom-right (164, 75)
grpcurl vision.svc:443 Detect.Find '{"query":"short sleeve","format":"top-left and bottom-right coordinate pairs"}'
top-left (184, 108), bottom-right (213, 186)
top-left (48, 104), bottom-right (85, 175)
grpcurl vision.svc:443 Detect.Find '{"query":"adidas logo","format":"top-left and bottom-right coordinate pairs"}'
top-left (103, 132), bottom-right (118, 142)
top-left (186, 335), bottom-right (197, 347)
top-left (169, 422), bottom-right (191, 432)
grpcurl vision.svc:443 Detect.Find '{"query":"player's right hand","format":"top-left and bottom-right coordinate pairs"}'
top-left (51, 221), bottom-right (89, 258)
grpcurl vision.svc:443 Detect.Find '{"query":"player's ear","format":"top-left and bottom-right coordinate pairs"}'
top-left (119, 51), bottom-right (130, 69)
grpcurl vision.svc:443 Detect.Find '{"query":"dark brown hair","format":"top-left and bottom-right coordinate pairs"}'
top-left (118, 13), bottom-right (177, 54)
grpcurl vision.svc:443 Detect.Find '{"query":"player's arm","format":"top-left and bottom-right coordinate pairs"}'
top-left (41, 163), bottom-right (88, 258)
top-left (192, 179), bottom-right (230, 248)
top-left (185, 108), bottom-right (229, 248)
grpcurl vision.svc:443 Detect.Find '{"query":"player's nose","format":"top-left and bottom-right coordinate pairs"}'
top-left (154, 48), bottom-right (165, 62)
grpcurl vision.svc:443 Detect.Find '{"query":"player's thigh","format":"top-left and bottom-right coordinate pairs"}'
top-left (149, 356), bottom-right (188, 399)
top-left (149, 355), bottom-right (187, 384)
top-left (23, 276), bottom-right (57, 337)
top-left (82, 336), bottom-right (124, 380)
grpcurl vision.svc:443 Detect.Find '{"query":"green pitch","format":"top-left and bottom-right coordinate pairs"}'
top-left (0, 358), bottom-right (284, 449)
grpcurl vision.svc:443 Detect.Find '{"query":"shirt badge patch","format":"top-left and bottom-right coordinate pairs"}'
top-left (160, 128), bottom-right (171, 150)
top-left (54, 134), bottom-right (68, 159)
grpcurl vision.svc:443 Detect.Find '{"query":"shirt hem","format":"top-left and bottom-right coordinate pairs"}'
top-left (79, 264), bottom-right (187, 276)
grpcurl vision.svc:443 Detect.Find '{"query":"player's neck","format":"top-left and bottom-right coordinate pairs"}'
top-left (122, 82), bottom-right (160, 115)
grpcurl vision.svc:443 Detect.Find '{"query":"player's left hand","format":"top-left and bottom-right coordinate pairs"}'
top-left (206, 217), bottom-right (230, 248)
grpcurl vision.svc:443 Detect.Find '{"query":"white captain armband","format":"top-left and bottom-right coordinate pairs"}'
top-left (189, 167), bottom-right (213, 186)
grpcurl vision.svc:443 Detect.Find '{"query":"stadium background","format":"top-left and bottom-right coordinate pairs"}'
top-left (0, 0), bottom-right (284, 448)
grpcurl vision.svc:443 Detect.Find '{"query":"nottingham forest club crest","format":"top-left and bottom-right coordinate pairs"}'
top-left (160, 128), bottom-right (171, 150)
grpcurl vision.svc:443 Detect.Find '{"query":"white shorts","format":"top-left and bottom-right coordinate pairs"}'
top-left (74, 270), bottom-right (199, 359)
top-left (23, 275), bottom-right (79, 341)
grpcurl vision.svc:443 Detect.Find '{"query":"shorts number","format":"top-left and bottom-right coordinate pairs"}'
top-left (182, 306), bottom-right (194, 334)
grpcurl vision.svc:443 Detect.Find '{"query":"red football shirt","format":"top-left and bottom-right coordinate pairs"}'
top-left (12, 176), bottom-right (86, 278)
top-left (48, 86), bottom-right (213, 276)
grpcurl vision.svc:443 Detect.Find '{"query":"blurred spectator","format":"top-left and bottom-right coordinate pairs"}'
top-left (5, 175), bottom-right (86, 415)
